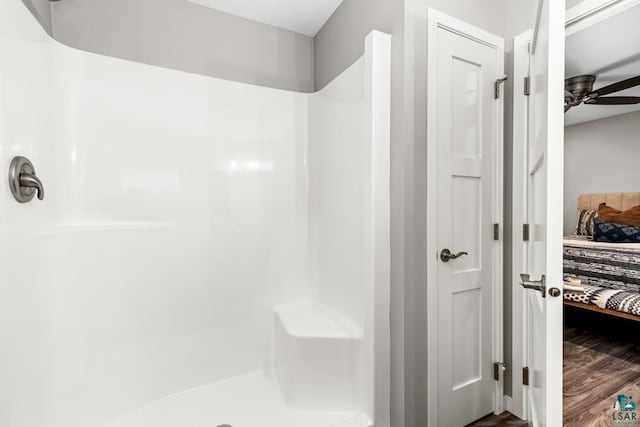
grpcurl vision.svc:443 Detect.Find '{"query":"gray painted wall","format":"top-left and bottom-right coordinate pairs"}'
top-left (21, 0), bottom-right (52, 34)
top-left (564, 110), bottom-right (640, 233)
top-left (48, 0), bottom-right (314, 92)
top-left (315, 0), bottom-right (508, 90)
top-left (315, 1), bottom-right (512, 426)
top-left (314, 0), bottom-right (396, 90)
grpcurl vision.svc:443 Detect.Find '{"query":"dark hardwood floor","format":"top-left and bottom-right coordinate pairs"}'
top-left (466, 411), bottom-right (528, 426)
top-left (564, 305), bottom-right (640, 427)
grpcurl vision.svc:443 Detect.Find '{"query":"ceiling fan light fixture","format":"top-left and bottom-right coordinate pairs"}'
top-left (565, 75), bottom-right (596, 97)
top-left (564, 74), bottom-right (640, 113)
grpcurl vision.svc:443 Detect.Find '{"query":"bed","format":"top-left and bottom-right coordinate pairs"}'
top-left (563, 193), bottom-right (640, 321)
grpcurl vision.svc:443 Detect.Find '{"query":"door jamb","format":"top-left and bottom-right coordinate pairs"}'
top-left (510, 29), bottom-right (532, 421)
top-left (426, 8), bottom-right (505, 426)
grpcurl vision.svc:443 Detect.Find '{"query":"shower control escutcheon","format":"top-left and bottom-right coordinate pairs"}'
top-left (9, 156), bottom-right (44, 203)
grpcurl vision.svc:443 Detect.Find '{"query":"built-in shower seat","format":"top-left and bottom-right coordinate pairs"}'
top-left (272, 302), bottom-right (363, 412)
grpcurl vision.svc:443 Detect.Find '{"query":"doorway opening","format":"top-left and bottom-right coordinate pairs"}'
top-left (562, 1), bottom-right (640, 424)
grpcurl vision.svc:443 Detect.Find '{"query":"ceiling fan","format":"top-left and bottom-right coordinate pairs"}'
top-left (564, 74), bottom-right (640, 113)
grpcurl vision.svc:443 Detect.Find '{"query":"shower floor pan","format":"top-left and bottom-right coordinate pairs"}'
top-left (106, 371), bottom-right (371, 427)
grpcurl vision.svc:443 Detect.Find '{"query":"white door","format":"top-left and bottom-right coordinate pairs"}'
top-left (427, 10), bottom-right (504, 427)
top-left (522, 1), bottom-right (565, 426)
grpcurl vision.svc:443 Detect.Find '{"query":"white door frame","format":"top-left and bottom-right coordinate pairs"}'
top-left (566, 0), bottom-right (640, 36)
top-left (509, 0), bottom-right (640, 418)
top-left (426, 8), bottom-right (505, 426)
top-left (510, 29), bottom-right (532, 421)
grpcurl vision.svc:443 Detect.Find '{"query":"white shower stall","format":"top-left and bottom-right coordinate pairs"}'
top-left (0, 1), bottom-right (391, 426)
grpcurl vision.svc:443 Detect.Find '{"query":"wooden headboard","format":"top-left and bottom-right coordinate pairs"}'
top-left (578, 193), bottom-right (640, 211)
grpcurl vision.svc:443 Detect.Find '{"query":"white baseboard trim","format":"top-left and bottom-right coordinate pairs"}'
top-left (503, 395), bottom-right (513, 414)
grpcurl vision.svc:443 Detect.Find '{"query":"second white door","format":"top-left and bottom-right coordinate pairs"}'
top-left (428, 10), bottom-right (504, 427)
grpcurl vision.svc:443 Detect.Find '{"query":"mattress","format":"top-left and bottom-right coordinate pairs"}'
top-left (563, 235), bottom-right (640, 316)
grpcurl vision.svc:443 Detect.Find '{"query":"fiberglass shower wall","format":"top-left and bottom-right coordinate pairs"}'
top-left (0, 1), bottom-right (390, 426)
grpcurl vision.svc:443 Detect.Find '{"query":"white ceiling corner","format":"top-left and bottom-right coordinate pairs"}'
top-left (187, 0), bottom-right (345, 37)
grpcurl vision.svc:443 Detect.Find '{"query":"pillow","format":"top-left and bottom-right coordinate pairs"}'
top-left (576, 208), bottom-right (596, 236)
top-left (593, 218), bottom-right (640, 243)
top-left (597, 202), bottom-right (640, 227)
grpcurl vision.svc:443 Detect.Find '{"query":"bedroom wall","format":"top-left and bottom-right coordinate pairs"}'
top-left (564, 110), bottom-right (640, 233)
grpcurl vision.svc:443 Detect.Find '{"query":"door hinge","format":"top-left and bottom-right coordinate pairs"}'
top-left (524, 76), bottom-right (531, 96)
top-left (493, 223), bottom-right (500, 241)
top-left (523, 223), bottom-right (530, 241)
top-left (495, 75), bottom-right (508, 99)
top-left (494, 362), bottom-right (506, 381)
top-left (523, 366), bottom-right (530, 386)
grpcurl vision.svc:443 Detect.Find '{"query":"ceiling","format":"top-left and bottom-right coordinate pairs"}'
top-left (565, 4), bottom-right (640, 126)
top-left (187, 0), bottom-right (344, 37)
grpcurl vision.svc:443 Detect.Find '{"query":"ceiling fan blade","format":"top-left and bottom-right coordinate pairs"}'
top-left (585, 96), bottom-right (640, 105)
top-left (590, 75), bottom-right (640, 97)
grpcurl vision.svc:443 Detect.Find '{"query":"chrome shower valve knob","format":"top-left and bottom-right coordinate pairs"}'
top-left (9, 156), bottom-right (45, 203)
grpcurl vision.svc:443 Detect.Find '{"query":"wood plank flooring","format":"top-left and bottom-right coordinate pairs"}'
top-left (564, 305), bottom-right (640, 427)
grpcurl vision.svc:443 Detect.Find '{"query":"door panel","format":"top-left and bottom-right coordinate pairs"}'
top-left (524, 1), bottom-right (565, 426)
top-left (434, 21), bottom-right (502, 427)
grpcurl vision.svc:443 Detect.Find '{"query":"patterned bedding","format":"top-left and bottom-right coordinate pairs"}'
top-left (563, 236), bottom-right (640, 316)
